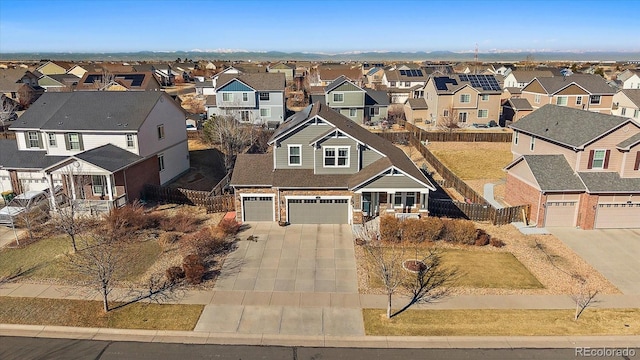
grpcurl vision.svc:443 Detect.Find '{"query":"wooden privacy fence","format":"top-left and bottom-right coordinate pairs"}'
top-left (410, 136), bottom-right (487, 204)
top-left (371, 131), bottom-right (410, 144)
top-left (428, 199), bottom-right (530, 226)
top-left (143, 184), bottom-right (234, 214)
top-left (405, 122), bottom-right (512, 142)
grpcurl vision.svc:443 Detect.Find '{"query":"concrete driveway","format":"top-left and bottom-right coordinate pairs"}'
top-left (0, 226), bottom-right (22, 248)
top-left (549, 228), bottom-right (640, 295)
top-left (215, 222), bottom-right (358, 293)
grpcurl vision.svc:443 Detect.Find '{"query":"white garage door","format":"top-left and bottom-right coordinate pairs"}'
top-left (595, 203), bottom-right (640, 229)
top-left (544, 201), bottom-right (577, 227)
top-left (242, 196), bottom-right (274, 222)
top-left (288, 198), bottom-right (349, 224)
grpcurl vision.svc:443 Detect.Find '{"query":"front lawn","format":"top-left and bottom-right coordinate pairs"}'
top-left (366, 247), bottom-right (542, 290)
top-left (0, 297), bottom-right (202, 330)
top-left (363, 308), bottom-right (640, 336)
top-left (0, 236), bottom-right (162, 283)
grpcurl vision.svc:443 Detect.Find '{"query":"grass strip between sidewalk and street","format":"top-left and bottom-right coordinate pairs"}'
top-left (363, 308), bottom-right (640, 336)
top-left (0, 297), bottom-right (203, 331)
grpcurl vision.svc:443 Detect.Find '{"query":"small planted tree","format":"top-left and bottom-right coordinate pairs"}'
top-left (571, 276), bottom-right (599, 321)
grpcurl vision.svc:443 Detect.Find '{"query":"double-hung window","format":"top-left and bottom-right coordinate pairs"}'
top-left (349, 108), bottom-right (357, 117)
top-left (92, 175), bottom-right (104, 195)
top-left (126, 134), bottom-right (135, 148)
top-left (576, 96), bottom-right (583, 105)
top-left (460, 94), bottom-right (471, 103)
top-left (48, 133), bottom-right (57, 147)
top-left (27, 131), bottom-right (40, 148)
top-left (591, 150), bottom-right (606, 169)
top-left (259, 92), bottom-right (270, 101)
top-left (158, 154), bottom-right (165, 171)
top-left (67, 133), bottom-right (81, 150)
top-left (478, 109), bottom-right (488, 118)
top-left (530, 136), bottom-right (535, 151)
top-left (480, 94), bottom-right (490, 101)
top-left (288, 145), bottom-right (301, 166)
top-left (324, 146), bottom-right (349, 167)
top-left (242, 92), bottom-right (248, 101)
top-left (621, 108), bottom-right (627, 116)
top-left (534, 94), bottom-right (541, 104)
top-left (590, 95), bottom-right (601, 105)
top-left (458, 112), bottom-right (468, 123)
top-left (333, 93), bottom-right (344, 102)
top-left (370, 107), bottom-right (379, 116)
top-left (260, 108), bottom-right (270, 117)
top-left (222, 93), bottom-right (232, 102)
top-left (157, 125), bottom-right (165, 140)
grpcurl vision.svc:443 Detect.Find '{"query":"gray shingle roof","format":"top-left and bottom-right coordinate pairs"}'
top-left (505, 87), bottom-right (522, 94)
top-left (310, 94), bottom-right (326, 104)
top-left (324, 76), bottom-right (364, 93)
top-left (533, 74), bottom-right (616, 95)
top-left (216, 73), bottom-right (285, 92)
top-left (510, 70), bottom-right (554, 83)
top-left (365, 89), bottom-right (389, 106)
top-left (578, 172), bottom-right (640, 193)
top-left (229, 153), bottom-right (274, 186)
top-left (205, 95), bottom-right (217, 106)
top-left (405, 98), bottom-right (428, 109)
top-left (0, 139), bottom-right (66, 170)
top-left (515, 155), bottom-right (586, 192)
top-left (619, 89), bottom-right (640, 107)
top-left (506, 98), bottom-right (533, 110)
top-left (73, 144), bottom-right (144, 172)
top-left (617, 132), bottom-right (640, 150)
top-left (9, 92), bottom-right (169, 131)
top-left (272, 169), bottom-right (351, 188)
top-left (510, 104), bottom-right (631, 148)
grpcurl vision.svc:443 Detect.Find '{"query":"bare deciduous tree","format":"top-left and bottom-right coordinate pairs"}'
top-left (52, 165), bottom-right (94, 252)
top-left (203, 114), bottom-right (252, 172)
top-left (0, 96), bottom-right (18, 133)
top-left (66, 230), bottom-right (130, 312)
top-left (437, 107), bottom-right (460, 133)
top-left (571, 276), bottom-right (599, 321)
top-left (356, 222), bottom-right (458, 318)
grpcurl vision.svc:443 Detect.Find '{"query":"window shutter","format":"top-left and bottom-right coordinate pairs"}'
top-left (634, 151), bottom-right (640, 171)
top-left (23, 132), bottom-right (30, 148)
top-left (78, 133), bottom-right (84, 151)
top-left (64, 133), bottom-right (70, 150)
top-left (587, 150), bottom-right (594, 169)
top-left (603, 150), bottom-right (610, 169)
top-left (37, 133), bottom-right (44, 149)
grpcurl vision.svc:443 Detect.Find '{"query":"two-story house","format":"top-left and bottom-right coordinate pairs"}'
top-left (317, 76), bottom-right (388, 124)
top-left (612, 89), bottom-right (640, 120)
top-left (502, 70), bottom-right (555, 89)
top-left (505, 104), bottom-right (640, 229)
top-left (615, 70), bottom-right (640, 89)
top-left (267, 63), bottom-right (295, 82)
top-left (2, 92), bottom-right (189, 211)
top-left (75, 72), bottom-right (162, 91)
top-left (520, 74), bottom-right (616, 113)
top-left (422, 74), bottom-right (503, 126)
top-left (229, 102), bottom-right (435, 224)
top-left (381, 68), bottom-right (429, 103)
top-left (207, 73), bottom-right (286, 126)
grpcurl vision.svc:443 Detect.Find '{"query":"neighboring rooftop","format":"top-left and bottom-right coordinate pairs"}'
top-left (216, 73), bottom-right (285, 91)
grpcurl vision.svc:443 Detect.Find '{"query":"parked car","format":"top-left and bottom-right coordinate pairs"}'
top-left (0, 190), bottom-right (50, 226)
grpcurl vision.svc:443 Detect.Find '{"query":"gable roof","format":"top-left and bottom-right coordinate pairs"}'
top-left (384, 69), bottom-right (429, 82)
top-left (505, 155), bottom-right (586, 192)
top-left (578, 172), bottom-right (640, 193)
top-left (270, 102), bottom-right (435, 190)
top-left (318, 68), bottom-right (362, 83)
top-left (365, 89), bottom-right (389, 106)
top-left (216, 73), bottom-right (285, 92)
top-left (509, 104), bottom-right (633, 148)
top-left (76, 72), bottom-right (161, 91)
top-left (9, 91), bottom-right (172, 131)
top-left (527, 74), bottom-right (616, 95)
top-left (73, 144), bottom-right (144, 172)
top-left (509, 70), bottom-right (554, 83)
top-left (0, 68), bottom-right (27, 92)
top-left (617, 132), bottom-right (640, 150)
top-left (324, 75), bottom-right (364, 93)
top-left (229, 153), bottom-right (273, 186)
top-left (430, 74), bottom-right (502, 95)
top-left (618, 89), bottom-right (640, 107)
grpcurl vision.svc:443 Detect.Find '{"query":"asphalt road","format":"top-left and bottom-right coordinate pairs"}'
top-left (0, 337), bottom-right (602, 360)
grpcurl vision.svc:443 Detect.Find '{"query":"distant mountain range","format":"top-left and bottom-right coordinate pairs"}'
top-left (1, 50), bottom-right (639, 62)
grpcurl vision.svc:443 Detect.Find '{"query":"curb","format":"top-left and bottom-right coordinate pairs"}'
top-left (1, 324), bottom-right (639, 348)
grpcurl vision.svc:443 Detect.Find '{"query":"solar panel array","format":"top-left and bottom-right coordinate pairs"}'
top-left (458, 74), bottom-right (501, 91)
top-left (399, 69), bottom-right (424, 77)
top-left (83, 74), bottom-right (146, 87)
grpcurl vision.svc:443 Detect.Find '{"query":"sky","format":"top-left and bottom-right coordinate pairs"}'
top-left (0, 0), bottom-right (638, 53)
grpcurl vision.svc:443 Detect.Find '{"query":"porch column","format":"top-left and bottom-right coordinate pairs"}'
top-left (105, 174), bottom-right (113, 202)
top-left (386, 192), bottom-right (395, 213)
top-left (45, 173), bottom-right (57, 212)
top-left (68, 174), bottom-right (77, 200)
top-left (419, 191), bottom-right (429, 215)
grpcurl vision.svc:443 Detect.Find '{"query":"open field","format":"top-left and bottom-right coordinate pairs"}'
top-left (0, 297), bottom-right (202, 331)
top-left (363, 308), bottom-right (640, 336)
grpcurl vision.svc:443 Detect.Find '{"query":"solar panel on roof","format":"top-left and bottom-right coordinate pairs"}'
top-left (399, 70), bottom-right (407, 76)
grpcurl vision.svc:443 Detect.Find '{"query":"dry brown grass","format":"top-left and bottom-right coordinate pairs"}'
top-left (363, 308), bottom-right (640, 336)
top-left (0, 297), bottom-right (202, 330)
top-left (427, 142), bottom-right (512, 180)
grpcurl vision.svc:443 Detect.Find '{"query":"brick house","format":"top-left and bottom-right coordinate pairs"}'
top-left (2, 91), bottom-right (189, 211)
top-left (230, 102), bottom-right (435, 224)
top-left (504, 104), bottom-right (640, 229)
top-left (520, 74), bottom-right (616, 114)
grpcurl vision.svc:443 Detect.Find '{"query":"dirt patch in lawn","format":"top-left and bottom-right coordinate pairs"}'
top-left (168, 145), bottom-right (226, 191)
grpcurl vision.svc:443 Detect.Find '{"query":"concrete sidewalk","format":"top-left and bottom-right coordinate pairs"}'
top-left (3, 282), bottom-right (640, 310)
top-left (1, 324), bottom-right (639, 349)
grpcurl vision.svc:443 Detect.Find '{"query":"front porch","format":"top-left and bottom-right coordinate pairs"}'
top-left (354, 191), bottom-right (429, 223)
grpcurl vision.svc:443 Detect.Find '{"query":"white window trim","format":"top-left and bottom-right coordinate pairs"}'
top-left (287, 144), bottom-right (302, 166)
top-left (591, 149), bottom-right (607, 169)
top-left (242, 92), bottom-right (248, 101)
top-left (333, 92), bottom-right (344, 103)
top-left (590, 95), bottom-right (601, 105)
top-left (27, 131), bottom-right (39, 148)
top-left (68, 133), bottom-right (81, 150)
top-left (260, 107), bottom-right (271, 117)
top-left (126, 134), bottom-right (135, 148)
top-left (393, 192), bottom-right (418, 209)
top-left (349, 108), bottom-right (357, 117)
top-left (530, 136), bottom-right (535, 151)
top-left (158, 153), bottom-right (165, 171)
top-left (91, 175), bottom-right (105, 196)
top-left (222, 92), bottom-right (233, 102)
top-left (534, 94), bottom-right (541, 104)
top-left (259, 92), bottom-right (270, 101)
top-left (323, 146), bottom-right (350, 168)
top-left (460, 94), bottom-right (471, 103)
top-left (576, 96), bottom-right (583, 105)
top-left (157, 125), bottom-right (165, 140)
top-left (514, 131), bottom-right (519, 145)
top-left (480, 94), bottom-right (489, 101)
top-left (458, 112), bottom-right (468, 123)
top-left (478, 109), bottom-right (488, 118)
